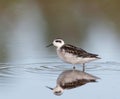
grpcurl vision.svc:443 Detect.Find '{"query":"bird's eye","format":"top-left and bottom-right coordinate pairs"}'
top-left (54, 91), bottom-right (62, 96)
top-left (55, 91), bottom-right (61, 94)
top-left (55, 40), bottom-right (61, 43)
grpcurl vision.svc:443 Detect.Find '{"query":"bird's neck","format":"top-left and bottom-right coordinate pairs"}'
top-left (56, 47), bottom-right (61, 50)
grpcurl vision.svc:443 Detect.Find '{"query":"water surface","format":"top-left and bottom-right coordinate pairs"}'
top-left (0, 0), bottom-right (120, 99)
top-left (0, 57), bottom-right (120, 99)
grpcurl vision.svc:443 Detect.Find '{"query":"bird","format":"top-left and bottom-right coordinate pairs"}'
top-left (47, 38), bottom-right (101, 72)
top-left (46, 69), bottom-right (100, 96)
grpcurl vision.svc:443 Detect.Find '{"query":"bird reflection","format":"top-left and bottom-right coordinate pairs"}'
top-left (46, 69), bottom-right (100, 96)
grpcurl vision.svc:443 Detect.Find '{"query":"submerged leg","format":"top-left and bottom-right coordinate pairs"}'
top-left (73, 64), bottom-right (76, 69)
top-left (83, 63), bottom-right (85, 72)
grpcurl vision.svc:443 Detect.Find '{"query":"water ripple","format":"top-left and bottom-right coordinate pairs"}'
top-left (25, 61), bottom-right (120, 75)
top-left (0, 61), bottom-right (120, 81)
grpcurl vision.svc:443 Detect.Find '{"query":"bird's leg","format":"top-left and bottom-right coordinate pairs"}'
top-left (83, 63), bottom-right (85, 72)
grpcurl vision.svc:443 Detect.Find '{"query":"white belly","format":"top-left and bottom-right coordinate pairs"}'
top-left (57, 50), bottom-right (97, 64)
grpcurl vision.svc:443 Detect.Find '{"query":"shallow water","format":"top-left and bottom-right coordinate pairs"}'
top-left (0, 0), bottom-right (120, 99)
top-left (0, 57), bottom-right (120, 99)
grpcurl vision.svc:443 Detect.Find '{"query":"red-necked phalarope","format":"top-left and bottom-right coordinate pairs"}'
top-left (47, 38), bottom-right (101, 71)
top-left (46, 69), bottom-right (100, 96)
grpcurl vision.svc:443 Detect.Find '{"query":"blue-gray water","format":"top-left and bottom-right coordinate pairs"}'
top-left (0, 0), bottom-right (120, 99)
top-left (0, 59), bottom-right (120, 99)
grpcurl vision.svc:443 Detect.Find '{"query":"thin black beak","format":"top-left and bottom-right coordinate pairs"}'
top-left (46, 43), bottom-right (53, 47)
top-left (46, 86), bottom-right (53, 90)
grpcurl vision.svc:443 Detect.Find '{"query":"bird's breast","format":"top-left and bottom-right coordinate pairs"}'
top-left (57, 49), bottom-right (79, 64)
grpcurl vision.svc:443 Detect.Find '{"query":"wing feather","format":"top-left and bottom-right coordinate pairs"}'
top-left (61, 44), bottom-right (100, 58)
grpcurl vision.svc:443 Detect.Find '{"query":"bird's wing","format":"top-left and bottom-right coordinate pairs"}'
top-left (61, 44), bottom-right (99, 58)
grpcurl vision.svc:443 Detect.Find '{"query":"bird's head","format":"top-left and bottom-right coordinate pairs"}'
top-left (46, 85), bottom-right (64, 96)
top-left (47, 38), bottom-right (65, 49)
